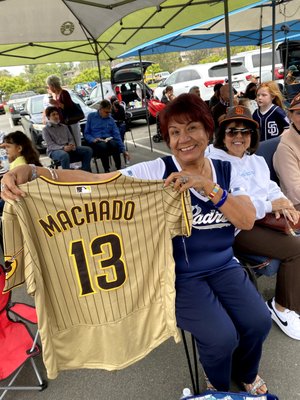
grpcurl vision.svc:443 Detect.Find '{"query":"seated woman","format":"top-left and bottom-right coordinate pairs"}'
top-left (207, 105), bottom-right (300, 341)
top-left (43, 106), bottom-right (93, 172)
top-left (2, 130), bottom-right (42, 169)
top-left (0, 130), bottom-right (42, 213)
top-left (273, 94), bottom-right (300, 211)
top-left (1, 94), bottom-right (271, 395)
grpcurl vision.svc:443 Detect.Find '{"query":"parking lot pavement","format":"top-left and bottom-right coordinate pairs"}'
top-left (1, 120), bottom-right (300, 400)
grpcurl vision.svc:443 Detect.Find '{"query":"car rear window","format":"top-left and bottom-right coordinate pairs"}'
top-left (209, 62), bottom-right (248, 77)
top-left (252, 51), bottom-right (281, 67)
top-left (113, 68), bottom-right (142, 83)
top-left (31, 96), bottom-right (44, 114)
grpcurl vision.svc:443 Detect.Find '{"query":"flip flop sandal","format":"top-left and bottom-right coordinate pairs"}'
top-left (243, 376), bottom-right (268, 395)
top-left (204, 372), bottom-right (217, 391)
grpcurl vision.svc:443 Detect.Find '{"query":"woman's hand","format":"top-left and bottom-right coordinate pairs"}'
top-left (0, 165), bottom-right (32, 201)
top-left (278, 208), bottom-right (299, 225)
top-left (164, 171), bottom-right (207, 193)
top-left (271, 198), bottom-right (299, 223)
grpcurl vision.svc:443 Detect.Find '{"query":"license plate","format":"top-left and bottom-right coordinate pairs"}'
top-left (232, 82), bottom-right (240, 89)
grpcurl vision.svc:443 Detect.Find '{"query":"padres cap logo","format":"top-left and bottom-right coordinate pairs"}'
top-left (235, 106), bottom-right (245, 115)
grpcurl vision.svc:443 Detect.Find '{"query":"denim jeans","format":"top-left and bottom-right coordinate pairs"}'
top-left (50, 146), bottom-right (92, 171)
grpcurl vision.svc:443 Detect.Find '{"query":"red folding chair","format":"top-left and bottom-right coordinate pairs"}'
top-left (0, 264), bottom-right (47, 399)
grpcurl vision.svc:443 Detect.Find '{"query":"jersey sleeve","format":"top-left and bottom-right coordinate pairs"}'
top-left (121, 158), bottom-right (166, 179)
top-left (162, 186), bottom-right (192, 238)
top-left (2, 201), bottom-right (36, 295)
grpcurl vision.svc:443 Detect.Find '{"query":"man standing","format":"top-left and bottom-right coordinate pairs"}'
top-left (211, 84), bottom-right (238, 129)
top-left (43, 107), bottom-right (92, 172)
top-left (189, 86), bottom-right (201, 97)
top-left (84, 100), bottom-right (128, 173)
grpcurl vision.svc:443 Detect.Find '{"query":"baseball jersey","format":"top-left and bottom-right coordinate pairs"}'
top-left (3, 173), bottom-right (191, 379)
top-left (252, 104), bottom-right (289, 141)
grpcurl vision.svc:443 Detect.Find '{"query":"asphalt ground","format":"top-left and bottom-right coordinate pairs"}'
top-left (0, 114), bottom-right (299, 400)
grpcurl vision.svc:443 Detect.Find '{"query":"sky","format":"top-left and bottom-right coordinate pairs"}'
top-left (0, 66), bottom-right (25, 76)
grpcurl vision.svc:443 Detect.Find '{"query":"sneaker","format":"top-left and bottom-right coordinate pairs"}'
top-left (266, 298), bottom-right (300, 340)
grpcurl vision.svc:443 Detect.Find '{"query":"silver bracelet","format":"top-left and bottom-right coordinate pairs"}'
top-left (46, 167), bottom-right (58, 181)
top-left (29, 164), bottom-right (38, 181)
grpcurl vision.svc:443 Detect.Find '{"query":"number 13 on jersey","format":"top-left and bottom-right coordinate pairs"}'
top-left (69, 233), bottom-right (127, 296)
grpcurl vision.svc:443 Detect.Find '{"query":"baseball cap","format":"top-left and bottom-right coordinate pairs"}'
top-left (289, 93), bottom-right (300, 111)
top-left (219, 105), bottom-right (259, 128)
top-left (288, 65), bottom-right (298, 72)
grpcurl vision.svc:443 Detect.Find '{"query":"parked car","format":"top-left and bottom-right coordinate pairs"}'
top-left (224, 48), bottom-right (284, 83)
top-left (154, 61), bottom-right (250, 102)
top-left (20, 91), bottom-right (94, 152)
top-left (88, 61), bottom-right (154, 122)
top-left (277, 40), bottom-right (300, 77)
top-left (87, 81), bottom-right (115, 105)
top-left (7, 91), bottom-right (36, 125)
top-left (154, 71), bottom-right (170, 82)
top-left (0, 101), bottom-right (5, 115)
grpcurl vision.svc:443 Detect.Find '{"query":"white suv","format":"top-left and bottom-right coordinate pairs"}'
top-left (224, 48), bottom-right (284, 83)
top-left (153, 61), bottom-right (249, 102)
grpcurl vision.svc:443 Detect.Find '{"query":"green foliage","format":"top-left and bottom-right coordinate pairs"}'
top-left (147, 63), bottom-right (161, 74)
top-left (71, 66), bottom-right (110, 85)
top-left (0, 76), bottom-right (28, 96)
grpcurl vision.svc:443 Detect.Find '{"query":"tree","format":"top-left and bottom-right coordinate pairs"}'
top-left (71, 66), bottom-right (111, 85)
top-left (0, 69), bottom-right (12, 77)
top-left (0, 76), bottom-right (27, 97)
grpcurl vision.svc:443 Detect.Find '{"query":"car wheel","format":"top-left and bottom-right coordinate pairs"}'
top-left (12, 118), bottom-right (19, 126)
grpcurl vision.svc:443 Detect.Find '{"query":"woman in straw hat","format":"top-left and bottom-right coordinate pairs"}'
top-left (208, 105), bottom-right (300, 342)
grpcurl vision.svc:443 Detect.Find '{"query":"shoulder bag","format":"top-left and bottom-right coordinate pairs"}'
top-left (62, 101), bottom-right (85, 125)
top-left (256, 212), bottom-right (300, 236)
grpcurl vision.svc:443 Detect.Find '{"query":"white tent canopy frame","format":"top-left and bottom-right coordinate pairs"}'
top-left (0, 0), bottom-right (268, 67)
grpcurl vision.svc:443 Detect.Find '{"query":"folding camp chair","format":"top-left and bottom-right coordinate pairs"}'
top-left (0, 264), bottom-right (47, 399)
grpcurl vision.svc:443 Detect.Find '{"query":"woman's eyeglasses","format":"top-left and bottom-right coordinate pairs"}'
top-left (225, 128), bottom-right (253, 137)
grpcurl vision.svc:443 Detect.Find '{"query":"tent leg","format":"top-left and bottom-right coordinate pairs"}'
top-left (139, 50), bottom-right (153, 151)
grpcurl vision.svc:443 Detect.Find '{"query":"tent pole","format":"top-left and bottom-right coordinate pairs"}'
top-left (223, 0), bottom-right (233, 106)
top-left (94, 41), bottom-right (104, 99)
top-left (259, 7), bottom-right (263, 80)
top-left (139, 50), bottom-right (153, 151)
top-left (271, 0), bottom-right (276, 81)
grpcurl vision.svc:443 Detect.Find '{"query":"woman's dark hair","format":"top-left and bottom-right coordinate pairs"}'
top-left (110, 95), bottom-right (118, 104)
top-left (214, 120), bottom-right (260, 155)
top-left (3, 131), bottom-right (42, 166)
top-left (159, 93), bottom-right (214, 146)
top-left (244, 82), bottom-right (257, 100)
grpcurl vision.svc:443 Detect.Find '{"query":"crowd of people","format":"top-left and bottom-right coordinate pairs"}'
top-left (1, 71), bottom-right (300, 396)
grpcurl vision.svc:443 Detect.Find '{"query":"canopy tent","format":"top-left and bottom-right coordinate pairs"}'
top-left (120, 0), bottom-right (300, 57)
top-left (0, 0), bottom-right (268, 67)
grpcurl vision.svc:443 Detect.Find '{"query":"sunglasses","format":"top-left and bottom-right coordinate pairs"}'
top-left (225, 128), bottom-right (253, 137)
